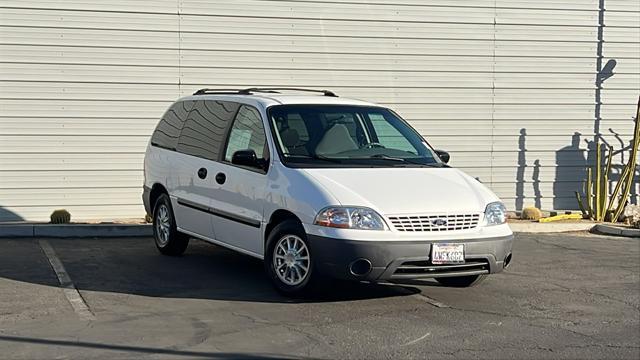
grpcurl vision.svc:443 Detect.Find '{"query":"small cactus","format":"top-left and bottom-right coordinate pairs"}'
top-left (50, 209), bottom-right (71, 224)
top-left (521, 207), bottom-right (543, 221)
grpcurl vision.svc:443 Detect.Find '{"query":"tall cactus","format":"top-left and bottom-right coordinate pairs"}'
top-left (602, 145), bottom-right (613, 218)
top-left (611, 98), bottom-right (640, 222)
top-left (594, 141), bottom-right (602, 220)
top-left (577, 97), bottom-right (639, 222)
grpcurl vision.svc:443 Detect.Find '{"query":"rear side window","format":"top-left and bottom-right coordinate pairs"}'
top-left (150, 101), bottom-right (194, 150)
top-left (177, 100), bottom-right (240, 161)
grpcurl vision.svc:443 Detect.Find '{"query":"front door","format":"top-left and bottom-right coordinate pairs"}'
top-left (210, 105), bottom-right (269, 257)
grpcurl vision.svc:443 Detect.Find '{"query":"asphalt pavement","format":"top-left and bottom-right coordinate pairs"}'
top-left (0, 233), bottom-right (638, 359)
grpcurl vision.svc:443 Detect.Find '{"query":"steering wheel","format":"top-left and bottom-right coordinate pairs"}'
top-left (363, 142), bottom-right (386, 149)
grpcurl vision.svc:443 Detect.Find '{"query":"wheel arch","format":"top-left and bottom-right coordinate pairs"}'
top-left (150, 183), bottom-right (169, 211)
top-left (264, 209), bottom-right (303, 245)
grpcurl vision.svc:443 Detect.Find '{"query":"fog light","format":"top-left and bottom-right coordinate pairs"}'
top-left (349, 259), bottom-right (372, 276)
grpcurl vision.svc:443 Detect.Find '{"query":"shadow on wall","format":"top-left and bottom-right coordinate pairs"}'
top-left (515, 128), bottom-right (526, 211)
top-left (515, 128), bottom-right (544, 211)
top-left (532, 159), bottom-right (542, 209)
top-left (516, 130), bottom-right (591, 211)
top-left (555, 133), bottom-right (587, 210)
top-left (0, 207), bottom-right (24, 223)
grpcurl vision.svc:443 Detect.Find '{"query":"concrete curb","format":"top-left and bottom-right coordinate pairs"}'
top-left (592, 224), bottom-right (640, 238)
top-left (508, 222), bottom-right (595, 233)
top-left (0, 224), bottom-right (152, 238)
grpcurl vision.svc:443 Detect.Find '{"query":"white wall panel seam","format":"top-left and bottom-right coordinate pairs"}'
top-left (490, 0), bottom-right (497, 185)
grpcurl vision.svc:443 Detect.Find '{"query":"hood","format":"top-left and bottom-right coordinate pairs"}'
top-left (302, 167), bottom-right (498, 215)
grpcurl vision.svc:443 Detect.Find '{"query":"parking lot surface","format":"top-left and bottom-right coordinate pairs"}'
top-left (0, 233), bottom-right (638, 359)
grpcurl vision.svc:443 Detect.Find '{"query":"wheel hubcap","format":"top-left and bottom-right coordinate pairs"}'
top-left (155, 204), bottom-right (171, 247)
top-left (273, 235), bottom-right (310, 286)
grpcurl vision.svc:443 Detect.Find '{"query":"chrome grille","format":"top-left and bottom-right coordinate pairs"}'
top-left (388, 214), bottom-right (481, 232)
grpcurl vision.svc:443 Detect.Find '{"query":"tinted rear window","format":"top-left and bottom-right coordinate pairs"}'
top-left (150, 101), bottom-right (194, 150)
top-left (176, 100), bottom-right (240, 161)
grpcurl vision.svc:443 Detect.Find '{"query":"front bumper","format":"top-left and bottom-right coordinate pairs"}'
top-left (306, 234), bottom-right (513, 282)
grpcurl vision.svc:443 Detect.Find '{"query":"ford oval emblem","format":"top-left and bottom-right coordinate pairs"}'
top-left (432, 218), bottom-right (448, 226)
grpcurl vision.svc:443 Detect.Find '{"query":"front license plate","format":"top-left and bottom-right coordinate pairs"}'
top-left (431, 243), bottom-right (465, 264)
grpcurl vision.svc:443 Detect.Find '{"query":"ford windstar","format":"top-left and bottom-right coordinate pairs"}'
top-left (143, 88), bottom-right (514, 296)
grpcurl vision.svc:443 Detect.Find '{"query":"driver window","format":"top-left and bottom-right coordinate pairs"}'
top-left (368, 113), bottom-right (417, 154)
top-left (224, 105), bottom-right (267, 162)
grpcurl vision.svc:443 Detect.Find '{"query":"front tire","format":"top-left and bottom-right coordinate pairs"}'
top-left (153, 193), bottom-right (189, 256)
top-left (265, 220), bottom-right (316, 297)
top-left (435, 274), bottom-right (487, 287)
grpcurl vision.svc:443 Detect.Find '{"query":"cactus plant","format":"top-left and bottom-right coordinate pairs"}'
top-left (50, 209), bottom-right (71, 224)
top-left (521, 207), bottom-right (543, 221)
top-left (577, 97), bottom-right (639, 222)
top-left (611, 99), bottom-right (640, 222)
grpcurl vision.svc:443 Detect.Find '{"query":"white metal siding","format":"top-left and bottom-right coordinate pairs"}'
top-left (0, 0), bottom-right (638, 221)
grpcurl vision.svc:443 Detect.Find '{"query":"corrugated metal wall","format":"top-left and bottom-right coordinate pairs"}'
top-left (1, 0), bottom-right (638, 222)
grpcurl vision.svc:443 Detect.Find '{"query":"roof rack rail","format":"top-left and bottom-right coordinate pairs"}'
top-left (243, 87), bottom-right (338, 97)
top-left (192, 88), bottom-right (248, 95)
top-left (192, 87), bottom-right (338, 97)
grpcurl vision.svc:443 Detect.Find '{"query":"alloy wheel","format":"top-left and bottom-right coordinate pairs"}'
top-left (155, 204), bottom-right (171, 247)
top-left (273, 235), bottom-right (310, 286)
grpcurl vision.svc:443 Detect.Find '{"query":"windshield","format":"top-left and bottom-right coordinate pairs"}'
top-left (268, 105), bottom-right (440, 167)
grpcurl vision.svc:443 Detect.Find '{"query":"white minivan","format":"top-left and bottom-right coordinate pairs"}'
top-left (143, 88), bottom-right (513, 296)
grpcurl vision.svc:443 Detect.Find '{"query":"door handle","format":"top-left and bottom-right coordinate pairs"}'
top-left (215, 172), bottom-right (226, 185)
top-left (197, 168), bottom-right (207, 179)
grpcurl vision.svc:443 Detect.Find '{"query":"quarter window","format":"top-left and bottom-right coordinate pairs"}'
top-left (224, 105), bottom-right (267, 162)
top-left (150, 100), bottom-right (194, 150)
top-left (177, 100), bottom-right (239, 160)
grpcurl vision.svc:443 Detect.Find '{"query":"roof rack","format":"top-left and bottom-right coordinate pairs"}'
top-left (192, 87), bottom-right (338, 97)
top-left (244, 88), bottom-right (338, 97)
top-left (192, 88), bottom-right (250, 95)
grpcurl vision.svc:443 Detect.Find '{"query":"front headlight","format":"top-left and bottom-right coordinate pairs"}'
top-left (484, 202), bottom-right (507, 226)
top-left (314, 206), bottom-right (387, 230)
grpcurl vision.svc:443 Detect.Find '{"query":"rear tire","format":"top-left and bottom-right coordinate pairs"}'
top-left (435, 274), bottom-right (487, 287)
top-left (265, 219), bottom-right (317, 297)
top-left (152, 193), bottom-right (189, 256)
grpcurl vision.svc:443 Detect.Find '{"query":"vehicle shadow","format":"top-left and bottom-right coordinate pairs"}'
top-left (0, 237), bottom-right (419, 304)
top-left (0, 206), bottom-right (25, 222)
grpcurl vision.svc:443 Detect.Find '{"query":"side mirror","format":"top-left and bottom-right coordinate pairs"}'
top-left (434, 150), bottom-right (450, 164)
top-left (231, 149), bottom-right (267, 170)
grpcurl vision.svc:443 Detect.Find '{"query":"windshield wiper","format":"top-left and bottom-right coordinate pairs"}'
top-left (368, 154), bottom-right (405, 161)
top-left (284, 154), bottom-right (343, 163)
top-left (355, 154), bottom-right (443, 166)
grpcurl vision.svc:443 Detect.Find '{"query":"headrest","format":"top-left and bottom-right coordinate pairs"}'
top-left (281, 128), bottom-right (300, 148)
top-left (315, 124), bottom-right (358, 155)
